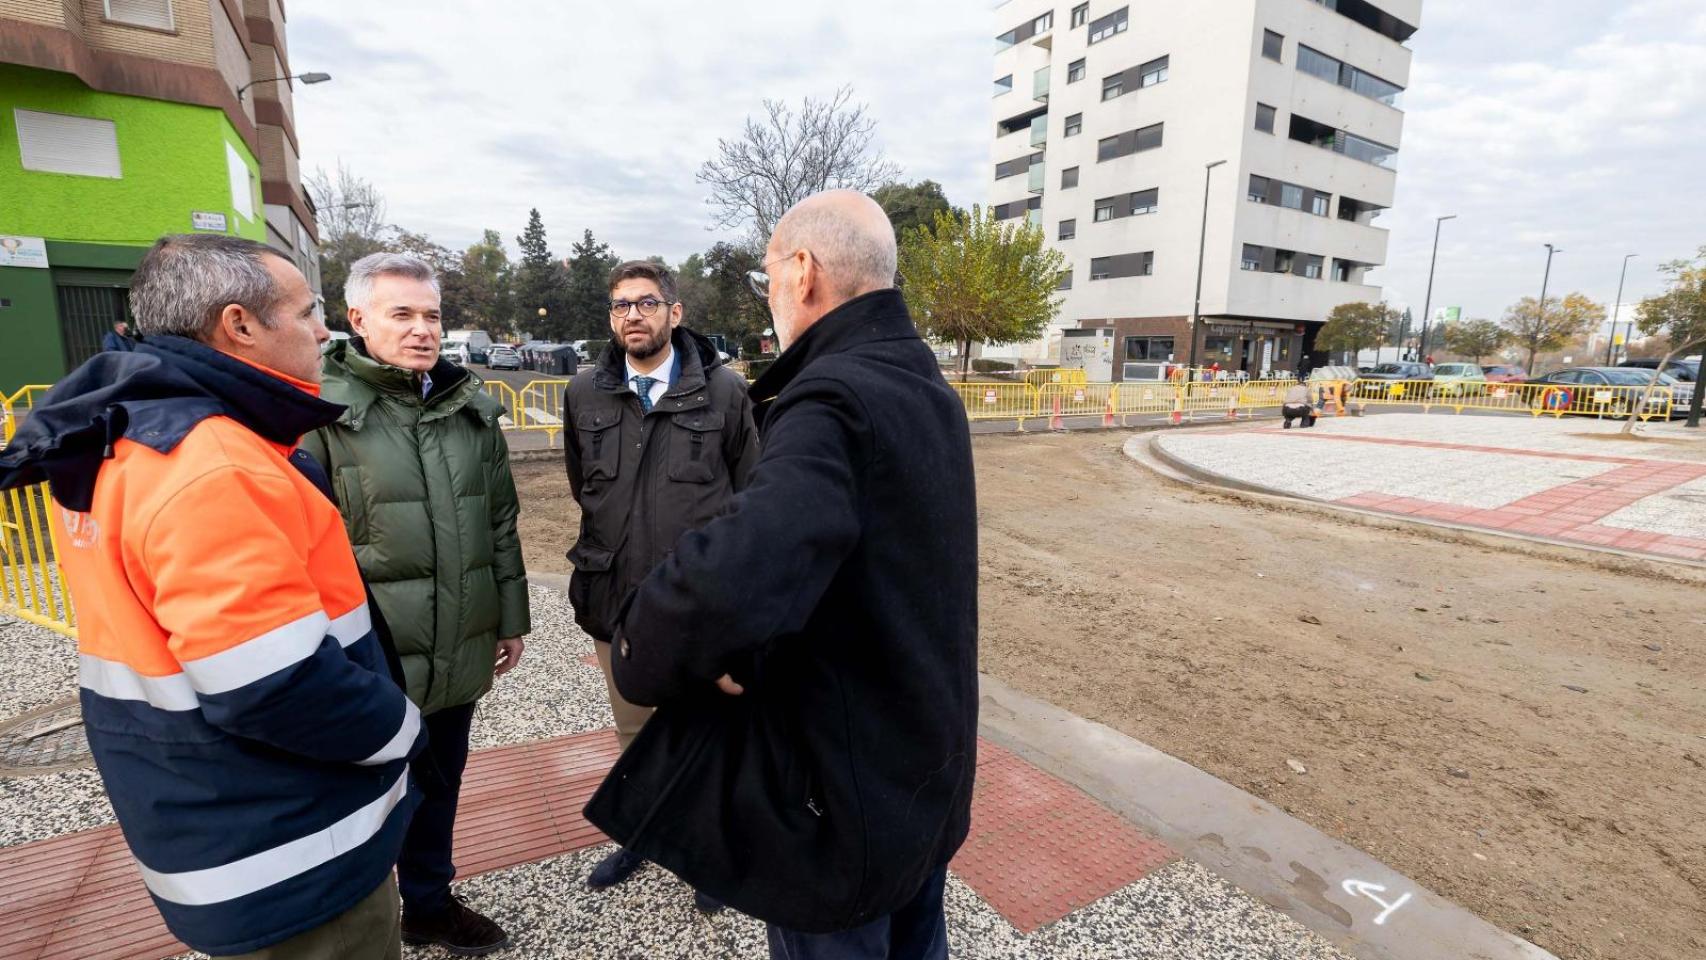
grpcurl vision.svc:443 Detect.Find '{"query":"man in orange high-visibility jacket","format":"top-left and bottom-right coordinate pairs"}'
top-left (0, 235), bottom-right (425, 959)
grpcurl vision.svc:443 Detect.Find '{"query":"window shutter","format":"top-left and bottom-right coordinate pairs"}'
top-left (105, 0), bottom-right (175, 30)
top-left (15, 110), bottom-right (122, 178)
top-left (226, 142), bottom-right (254, 220)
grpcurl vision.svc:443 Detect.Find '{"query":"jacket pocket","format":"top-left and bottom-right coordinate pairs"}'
top-left (665, 410), bottom-right (725, 484)
top-left (566, 540), bottom-right (617, 640)
top-left (575, 410), bottom-right (622, 483)
top-left (334, 465), bottom-right (370, 544)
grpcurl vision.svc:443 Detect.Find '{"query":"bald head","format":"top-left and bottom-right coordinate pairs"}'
top-left (772, 190), bottom-right (897, 302)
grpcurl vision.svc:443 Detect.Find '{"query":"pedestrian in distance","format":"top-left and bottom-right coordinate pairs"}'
top-left (564, 259), bottom-right (760, 909)
top-left (1283, 375), bottom-right (1317, 429)
top-left (300, 252), bottom-right (531, 956)
top-left (0, 235), bottom-right (425, 959)
top-left (101, 320), bottom-right (131, 351)
top-left (585, 190), bottom-right (980, 960)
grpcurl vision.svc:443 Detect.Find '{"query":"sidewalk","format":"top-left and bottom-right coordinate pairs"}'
top-left (0, 584), bottom-right (1545, 959)
top-left (1151, 413), bottom-right (1706, 565)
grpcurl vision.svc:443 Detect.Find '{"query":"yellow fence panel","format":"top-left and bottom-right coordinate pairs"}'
top-left (514, 379), bottom-right (572, 445)
top-left (1024, 368), bottom-right (1088, 390)
top-left (1350, 380), bottom-right (1673, 421)
top-left (0, 484), bottom-right (77, 637)
top-left (952, 383), bottom-right (1039, 425)
top-left (482, 381), bottom-right (521, 425)
top-left (1037, 382), bottom-right (1117, 420)
top-left (1111, 380), bottom-right (1181, 418)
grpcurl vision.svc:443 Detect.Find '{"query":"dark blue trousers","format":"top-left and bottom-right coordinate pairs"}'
top-left (397, 701), bottom-right (476, 915)
top-left (766, 867), bottom-right (950, 960)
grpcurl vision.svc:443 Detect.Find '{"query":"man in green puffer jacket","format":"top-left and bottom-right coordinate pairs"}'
top-left (300, 253), bottom-right (529, 957)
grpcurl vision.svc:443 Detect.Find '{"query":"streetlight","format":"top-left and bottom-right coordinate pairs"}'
top-left (237, 72), bottom-right (331, 102)
top-left (1536, 244), bottom-right (1561, 370)
top-left (1604, 253), bottom-right (1638, 365)
top-left (1187, 159), bottom-right (1228, 373)
top-left (1416, 214), bottom-right (1456, 362)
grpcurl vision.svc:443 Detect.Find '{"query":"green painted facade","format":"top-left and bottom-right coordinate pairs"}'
top-left (0, 64), bottom-right (266, 392)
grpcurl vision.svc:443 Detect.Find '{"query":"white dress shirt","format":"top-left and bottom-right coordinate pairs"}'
top-left (625, 341), bottom-right (676, 409)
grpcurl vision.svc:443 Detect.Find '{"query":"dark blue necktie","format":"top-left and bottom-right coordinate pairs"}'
top-left (632, 376), bottom-right (657, 413)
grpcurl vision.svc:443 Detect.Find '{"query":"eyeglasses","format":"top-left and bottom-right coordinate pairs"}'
top-left (746, 250), bottom-right (808, 299)
top-left (609, 297), bottom-right (674, 319)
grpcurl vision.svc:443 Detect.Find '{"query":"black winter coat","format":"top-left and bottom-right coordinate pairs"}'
top-left (564, 328), bottom-right (759, 642)
top-left (583, 290), bottom-right (980, 933)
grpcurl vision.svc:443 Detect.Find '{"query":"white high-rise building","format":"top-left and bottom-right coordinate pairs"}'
top-left (988, 0), bottom-right (1420, 377)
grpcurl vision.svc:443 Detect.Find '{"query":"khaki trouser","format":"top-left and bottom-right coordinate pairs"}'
top-left (220, 875), bottom-right (400, 960)
top-left (595, 638), bottom-right (654, 751)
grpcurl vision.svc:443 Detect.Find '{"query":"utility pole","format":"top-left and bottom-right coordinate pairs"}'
top-left (1417, 214), bottom-right (1456, 362)
top-left (1534, 243), bottom-right (1560, 372)
top-left (1187, 159), bottom-right (1227, 373)
top-left (1604, 253), bottom-right (1637, 365)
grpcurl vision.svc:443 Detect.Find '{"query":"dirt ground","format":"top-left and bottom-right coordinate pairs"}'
top-left (511, 430), bottom-right (1706, 960)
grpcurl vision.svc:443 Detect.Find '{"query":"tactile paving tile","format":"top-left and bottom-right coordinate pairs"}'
top-left (951, 739), bottom-right (1176, 933)
top-left (0, 727), bottom-right (620, 960)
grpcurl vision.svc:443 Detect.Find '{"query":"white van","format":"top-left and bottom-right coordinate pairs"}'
top-left (444, 330), bottom-right (493, 362)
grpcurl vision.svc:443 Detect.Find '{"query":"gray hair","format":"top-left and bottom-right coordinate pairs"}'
top-left (772, 192), bottom-right (898, 299)
top-left (345, 252), bottom-right (440, 311)
top-left (128, 234), bottom-right (283, 341)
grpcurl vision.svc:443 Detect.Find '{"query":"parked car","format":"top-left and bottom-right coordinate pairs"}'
top-left (1619, 358), bottom-right (1699, 383)
top-left (1430, 362), bottom-right (1488, 397)
top-left (441, 342), bottom-right (471, 366)
top-left (486, 344), bottom-right (522, 371)
top-left (1306, 365), bottom-right (1359, 383)
top-left (1527, 367), bottom-right (1692, 418)
top-left (1354, 362), bottom-right (1433, 398)
top-left (1482, 364), bottom-right (1528, 384)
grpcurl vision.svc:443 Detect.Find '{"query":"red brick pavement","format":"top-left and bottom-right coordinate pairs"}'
top-left (0, 732), bottom-right (1174, 957)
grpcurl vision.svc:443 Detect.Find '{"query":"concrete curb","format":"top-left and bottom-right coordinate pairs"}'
top-left (976, 674), bottom-right (1560, 960)
top-left (1127, 431), bottom-right (1706, 583)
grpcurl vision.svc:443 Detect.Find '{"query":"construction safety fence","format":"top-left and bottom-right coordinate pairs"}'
top-left (1348, 379), bottom-right (1675, 420)
top-left (951, 379), bottom-right (1307, 427)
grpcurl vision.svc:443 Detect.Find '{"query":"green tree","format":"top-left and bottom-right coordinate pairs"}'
top-left (871, 180), bottom-right (958, 245)
top-left (702, 242), bottom-right (768, 353)
top-left (458, 229), bottom-right (514, 335)
top-left (386, 229), bottom-right (469, 328)
top-left (675, 252), bottom-right (712, 333)
top-left (1625, 246), bottom-right (1706, 432)
top-left (897, 206), bottom-right (1066, 381)
top-left (513, 209), bottom-right (568, 339)
top-left (563, 229), bottom-right (619, 342)
top-left (1442, 318), bottom-right (1510, 364)
top-left (1501, 292), bottom-right (1605, 374)
top-left (1317, 302), bottom-right (1397, 358)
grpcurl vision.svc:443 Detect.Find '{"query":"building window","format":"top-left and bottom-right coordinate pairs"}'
top-left (1274, 249), bottom-right (1296, 274)
top-left (1094, 200), bottom-right (1113, 222)
top-left (1097, 122), bottom-right (1163, 162)
top-left (1058, 268), bottom-right (1074, 290)
top-left (1071, 2), bottom-right (1089, 28)
top-left (1035, 11), bottom-right (1053, 33)
top-left (105, 0), bottom-right (175, 30)
top-left (1332, 259), bottom-right (1356, 282)
top-left (1125, 337), bottom-right (1176, 361)
top-left (994, 75), bottom-right (1013, 97)
top-left (1062, 166), bottom-right (1080, 189)
top-left (14, 109), bottom-right (122, 179)
top-left (1280, 183), bottom-right (1305, 210)
top-left (1089, 7), bottom-right (1128, 44)
top-left (226, 142), bottom-right (254, 220)
top-left (1298, 43), bottom-right (1403, 105)
top-left (1247, 175), bottom-right (1270, 203)
top-left (1241, 244), bottom-right (1263, 271)
top-left (1310, 193), bottom-right (1331, 216)
top-left (1302, 255), bottom-right (1324, 279)
top-left (1130, 187), bottom-right (1158, 214)
top-left (1068, 59), bottom-right (1086, 83)
top-left (1090, 258), bottom-right (1112, 280)
top-left (1089, 252), bottom-right (1153, 280)
top-left (1101, 74), bottom-right (1124, 100)
top-left (1059, 219), bottom-right (1076, 240)
top-left (1262, 29), bottom-right (1284, 61)
top-left (1140, 55), bottom-right (1169, 87)
top-left (1255, 102), bottom-right (1277, 134)
top-left (1064, 113), bottom-right (1082, 137)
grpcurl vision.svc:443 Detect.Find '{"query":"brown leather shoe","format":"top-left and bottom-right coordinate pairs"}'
top-left (402, 895), bottom-right (510, 956)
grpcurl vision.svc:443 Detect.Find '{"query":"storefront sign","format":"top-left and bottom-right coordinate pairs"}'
top-left (191, 211), bottom-right (229, 232)
top-left (0, 236), bottom-right (49, 269)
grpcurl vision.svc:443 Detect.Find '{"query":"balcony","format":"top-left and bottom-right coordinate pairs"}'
top-left (1288, 114), bottom-right (1398, 169)
top-left (1032, 66), bottom-right (1050, 103)
top-left (1029, 113), bottom-right (1048, 148)
top-left (1027, 161), bottom-right (1046, 195)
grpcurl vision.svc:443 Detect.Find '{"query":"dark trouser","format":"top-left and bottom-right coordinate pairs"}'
top-left (397, 701), bottom-right (476, 916)
top-left (766, 867), bottom-right (949, 960)
top-left (220, 875), bottom-right (400, 959)
top-left (1282, 403), bottom-right (1316, 428)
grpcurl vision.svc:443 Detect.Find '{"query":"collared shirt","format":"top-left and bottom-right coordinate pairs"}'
top-left (420, 371), bottom-right (434, 399)
top-left (625, 342), bottom-right (677, 410)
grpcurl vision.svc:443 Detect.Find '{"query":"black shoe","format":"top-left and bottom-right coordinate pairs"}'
top-left (402, 895), bottom-right (510, 956)
top-left (693, 890), bottom-right (726, 914)
top-left (586, 847), bottom-right (646, 889)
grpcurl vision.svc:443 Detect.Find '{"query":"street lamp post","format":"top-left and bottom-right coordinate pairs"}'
top-left (1187, 159), bottom-right (1227, 374)
top-left (1416, 214), bottom-right (1456, 362)
top-left (1536, 243), bottom-right (1560, 371)
top-left (1604, 253), bottom-right (1638, 365)
top-left (236, 72), bottom-right (331, 102)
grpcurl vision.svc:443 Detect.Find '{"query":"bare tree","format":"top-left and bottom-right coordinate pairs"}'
top-left (697, 86), bottom-right (902, 240)
top-left (305, 161), bottom-right (388, 244)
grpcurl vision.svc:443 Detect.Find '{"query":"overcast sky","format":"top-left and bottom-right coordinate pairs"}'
top-left (291, 0), bottom-right (1706, 323)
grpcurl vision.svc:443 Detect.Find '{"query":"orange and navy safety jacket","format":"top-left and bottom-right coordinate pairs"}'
top-left (0, 336), bottom-right (425, 955)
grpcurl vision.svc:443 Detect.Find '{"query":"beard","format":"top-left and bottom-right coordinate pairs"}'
top-left (623, 324), bottom-right (671, 360)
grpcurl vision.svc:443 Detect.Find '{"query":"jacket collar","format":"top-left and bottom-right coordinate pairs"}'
top-left (0, 335), bottom-right (346, 510)
top-left (750, 289), bottom-right (918, 408)
top-left (593, 327), bottom-right (719, 399)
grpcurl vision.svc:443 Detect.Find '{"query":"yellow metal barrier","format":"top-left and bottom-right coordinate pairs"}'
top-left (482, 381), bottom-right (521, 425)
top-left (0, 484), bottom-right (77, 637)
top-left (952, 383), bottom-right (1039, 427)
top-left (514, 379), bottom-right (571, 446)
top-left (1111, 380), bottom-right (1180, 419)
top-left (1024, 368), bottom-right (1088, 389)
top-left (1350, 380), bottom-right (1673, 421)
top-left (1038, 382), bottom-right (1117, 421)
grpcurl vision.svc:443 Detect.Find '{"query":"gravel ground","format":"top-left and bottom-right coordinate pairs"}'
top-left (0, 585), bottom-right (605, 849)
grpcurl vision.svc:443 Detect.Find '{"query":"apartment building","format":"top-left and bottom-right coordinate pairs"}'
top-left (989, 0), bottom-right (1419, 378)
top-left (0, 0), bottom-right (320, 391)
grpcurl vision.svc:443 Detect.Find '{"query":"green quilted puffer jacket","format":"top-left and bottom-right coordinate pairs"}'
top-left (300, 339), bottom-right (530, 714)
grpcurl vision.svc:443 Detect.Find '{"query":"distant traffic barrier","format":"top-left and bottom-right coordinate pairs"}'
top-left (952, 383), bottom-right (1040, 429)
top-left (515, 379), bottom-right (571, 446)
top-left (0, 386), bottom-right (76, 637)
top-left (1348, 379), bottom-right (1672, 421)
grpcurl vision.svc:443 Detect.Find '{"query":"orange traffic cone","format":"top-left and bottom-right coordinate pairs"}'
top-left (1050, 395), bottom-right (1064, 431)
top-left (1171, 394), bottom-right (1183, 426)
top-left (1225, 395), bottom-right (1239, 420)
top-left (1103, 393), bottom-right (1116, 428)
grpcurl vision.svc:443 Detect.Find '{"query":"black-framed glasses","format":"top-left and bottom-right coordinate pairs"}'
top-left (747, 250), bottom-right (808, 299)
top-left (610, 296), bottom-right (674, 319)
